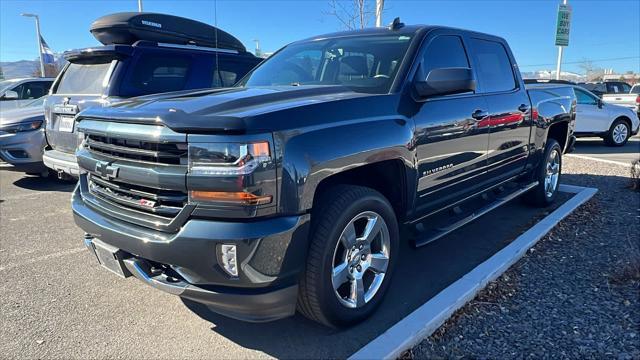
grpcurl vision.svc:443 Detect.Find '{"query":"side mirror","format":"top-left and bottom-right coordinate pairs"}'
top-left (414, 68), bottom-right (476, 98)
top-left (1, 90), bottom-right (19, 100)
top-left (597, 98), bottom-right (604, 108)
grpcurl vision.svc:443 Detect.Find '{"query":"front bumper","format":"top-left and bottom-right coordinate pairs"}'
top-left (43, 149), bottom-right (80, 176)
top-left (0, 129), bottom-right (47, 173)
top-left (73, 185), bottom-right (310, 322)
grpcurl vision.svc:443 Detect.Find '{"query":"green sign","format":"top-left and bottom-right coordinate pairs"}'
top-left (555, 4), bottom-right (572, 47)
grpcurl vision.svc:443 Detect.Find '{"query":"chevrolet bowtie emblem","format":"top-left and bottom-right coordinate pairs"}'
top-left (95, 161), bottom-right (119, 180)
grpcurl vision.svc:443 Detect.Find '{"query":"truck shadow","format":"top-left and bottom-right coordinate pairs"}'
top-left (574, 138), bottom-right (640, 155)
top-left (12, 175), bottom-right (77, 192)
top-left (181, 190), bottom-right (577, 359)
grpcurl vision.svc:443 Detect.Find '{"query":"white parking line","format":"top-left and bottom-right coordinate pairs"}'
top-left (0, 247), bottom-right (86, 272)
top-left (566, 154), bottom-right (632, 167)
top-left (349, 184), bottom-right (598, 360)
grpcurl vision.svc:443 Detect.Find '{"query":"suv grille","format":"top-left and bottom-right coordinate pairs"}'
top-left (88, 174), bottom-right (187, 219)
top-left (85, 134), bottom-right (188, 165)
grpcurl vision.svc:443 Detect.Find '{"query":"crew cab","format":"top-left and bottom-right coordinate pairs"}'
top-left (43, 12), bottom-right (261, 178)
top-left (73, 22), bottom-right (576, 328)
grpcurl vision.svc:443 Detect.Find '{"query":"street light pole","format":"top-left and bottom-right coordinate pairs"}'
top-left (138, 0), bottom-right (143, 12)
top-left (21, 13), bottom-right (45, 78)
top-left (555, 0), bottom-right (568, 80)
top-left (375, 0), bottom-right (384, 27)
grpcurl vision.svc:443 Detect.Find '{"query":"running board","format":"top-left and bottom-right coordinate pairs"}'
top-left (414, 181), bottom-right (538, 248)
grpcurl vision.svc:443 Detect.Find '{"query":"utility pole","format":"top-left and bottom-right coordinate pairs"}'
top-left (375, 0), bottom-right (384, 27)
top-left (554, 0), bottom-right (570, 80)
top-left (138, 0), bottom-right (143, 12)
top-left (253, 39), bottom-right (261, 58)
top-left (21, 13), bottom-right (45, 78)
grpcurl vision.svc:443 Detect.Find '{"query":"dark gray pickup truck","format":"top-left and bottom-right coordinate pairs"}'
top-left (73, 22), bottom-right (576, 328)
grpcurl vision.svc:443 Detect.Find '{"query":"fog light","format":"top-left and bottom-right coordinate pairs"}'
top-left (220, 244), bottom-right (238, 277)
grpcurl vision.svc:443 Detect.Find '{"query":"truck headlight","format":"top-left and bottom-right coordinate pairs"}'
top-left (188, 141), bottom-right (274, 206)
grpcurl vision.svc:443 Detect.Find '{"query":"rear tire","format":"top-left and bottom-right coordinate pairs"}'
top-left (297, 185), bottom-right (399, 328)
top-left (525, 138), bottom-right (562, 207)
top-left (604, 119), bottom-right (630, 147)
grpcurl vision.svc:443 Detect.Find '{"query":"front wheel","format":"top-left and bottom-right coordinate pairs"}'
top-left (604, 119), bottom-right (630, 147)
top-left (297, 185), bottom-right (399, 328)
top-left (525, 138), bottom-right (562, 207)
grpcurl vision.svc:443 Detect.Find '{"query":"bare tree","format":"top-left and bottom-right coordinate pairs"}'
top-left (30, 63), bottom-right (61, 78)
top-left (578, 58), bottom-right (605, 82)
top-left (325, 0), bottom-right (375, 30)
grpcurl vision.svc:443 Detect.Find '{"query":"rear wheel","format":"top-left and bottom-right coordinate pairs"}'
top-left (525, 138), bottom-right (562, 207)
top-left (604, 119), bottom-right (630, 146)
top-left (297, 185), bottom-right (399, 328)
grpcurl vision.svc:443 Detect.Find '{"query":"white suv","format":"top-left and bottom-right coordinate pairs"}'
top-left (573, 86), bottom-right (640, 146)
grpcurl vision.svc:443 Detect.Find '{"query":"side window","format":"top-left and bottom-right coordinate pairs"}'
top-left (212, 58), bottom-right (256, 88)
top-left (421, 35), bottom-right (469, 78)
top-left (574, 88), bottom-right (597, 105)
top-left (469, 38), bottom-right (516, 93)
top-left (621, 83), bottom-right (631, 93)
top-left (21, 81), bottom-right (50, 99)
top-left (128, 54), bottom-right (192, 94)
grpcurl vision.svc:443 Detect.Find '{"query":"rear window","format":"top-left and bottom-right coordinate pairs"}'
top-left (128, 54), bottom-right (192, 94)
top-left (56, 62), bottom-right (112, 94)
top-left (469, 38), bottom-right (516, 93)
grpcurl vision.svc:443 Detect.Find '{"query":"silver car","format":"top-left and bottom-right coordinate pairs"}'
top-left (0, 78), bottom-right (54, 112)
top-left (0, 97), bottom-right (48, 176)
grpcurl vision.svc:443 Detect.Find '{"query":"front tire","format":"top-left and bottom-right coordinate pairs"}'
top-left (297, 185), bottom-right (399, 328)
top-left (525, 138), bottom-right (562, 207)
top-left (604, 119), bottom-right (630, 147)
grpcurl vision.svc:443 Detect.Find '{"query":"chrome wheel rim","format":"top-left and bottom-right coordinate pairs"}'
top-left (545, 149), bottom-right (560, 198)
top-left (331, 211), bottom-right (390, 309)
top-left (613, 123), bottom-right (628, 144)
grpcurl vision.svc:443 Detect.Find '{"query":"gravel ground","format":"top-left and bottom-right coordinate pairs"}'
top-left (411, 156), bottom-right (640, 359)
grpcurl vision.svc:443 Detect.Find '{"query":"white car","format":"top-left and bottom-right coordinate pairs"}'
top-left (0, 78), bottom-right (54, 112)
top-left (573, 86), bottom-right (640, 146)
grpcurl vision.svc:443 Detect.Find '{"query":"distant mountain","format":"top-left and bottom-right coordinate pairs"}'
top-left (1, 55), bottom-right (66, 79)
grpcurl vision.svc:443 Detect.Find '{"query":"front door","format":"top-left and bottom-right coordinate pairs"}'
top-left (412, 33), bottom-right (490, 215)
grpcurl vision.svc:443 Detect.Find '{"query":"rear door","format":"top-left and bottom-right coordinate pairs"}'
top-left (412, 32), bottom-right (491, 215)
top-left (468, 37), bottom-right (532, 182)
top-left (45, 61), bottom-right (116, 153)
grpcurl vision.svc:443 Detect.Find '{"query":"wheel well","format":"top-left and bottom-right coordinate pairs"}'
top-left (313, 160), bottom-right (408, 221)
top-left (614, 116), bottom-right (632, 130)
top-left (548, 121), bottom-right (569, 150)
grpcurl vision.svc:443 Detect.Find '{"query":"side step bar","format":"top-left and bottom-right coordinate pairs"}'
top-left (414, 181), bottom-right (538, 247)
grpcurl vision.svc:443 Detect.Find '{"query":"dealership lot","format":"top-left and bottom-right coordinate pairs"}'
top-left (1, 166), bottom-right (577, 359)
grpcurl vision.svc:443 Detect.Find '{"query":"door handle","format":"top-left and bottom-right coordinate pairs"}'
top-left (471, 109), bottom-right (489, 120)
top-left (518, 104), bottom-right (531, 113)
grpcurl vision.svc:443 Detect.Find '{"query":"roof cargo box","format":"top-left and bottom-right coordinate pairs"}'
top-left (90, 12), bottom-right (246, 52)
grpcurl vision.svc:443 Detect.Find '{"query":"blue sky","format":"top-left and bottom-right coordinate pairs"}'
top-left (1, 0), bottom-right (638, 74)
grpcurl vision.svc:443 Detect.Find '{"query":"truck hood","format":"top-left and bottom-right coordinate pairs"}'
top-left (0, 104), bottom-right (45, 126)
top-left (78, 85), bottom-right (369, 133)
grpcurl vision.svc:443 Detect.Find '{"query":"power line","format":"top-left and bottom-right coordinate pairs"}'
top-left (519, 56), bottom-right (640, 68)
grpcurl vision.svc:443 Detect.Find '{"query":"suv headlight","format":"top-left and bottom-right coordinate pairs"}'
top-left (188, 141), bottom-right (274, 206)
top-left (0, 120), bottom-right (43, 133)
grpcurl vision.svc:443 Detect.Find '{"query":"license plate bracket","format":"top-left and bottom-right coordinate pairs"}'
top-left (90, 239), bottom-right (130, 278)
top-left (57, 115), bottom-right (75, 133)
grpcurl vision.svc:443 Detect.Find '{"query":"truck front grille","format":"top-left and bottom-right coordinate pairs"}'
top-left (88, 174), bottom-right (187, 219)
top-left (85, 134), bottom-right (188, 165)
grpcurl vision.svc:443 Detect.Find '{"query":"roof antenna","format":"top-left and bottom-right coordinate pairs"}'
top-left (214, 0), bottom-right (220, 85)
top-left (388, 17), bottom-right (404, 30)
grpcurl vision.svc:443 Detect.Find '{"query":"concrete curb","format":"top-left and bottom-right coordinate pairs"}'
top-left (349, 184), bottom-right (598, 360)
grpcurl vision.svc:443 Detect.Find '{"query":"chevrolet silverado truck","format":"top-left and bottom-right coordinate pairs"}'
top-left (73, 21), bottom-right (576, 328)
top-left (43, 12), bottom-right (261, 179)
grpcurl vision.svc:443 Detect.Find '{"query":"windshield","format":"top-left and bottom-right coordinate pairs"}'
top-left (239, 34), bottom-right (414, 94)
top-left (55, 62), bottom-right (113, 95)
top-left (631, 85), bottom-right (640, 94)
top-left (0, 80), bottom-right (20, 94)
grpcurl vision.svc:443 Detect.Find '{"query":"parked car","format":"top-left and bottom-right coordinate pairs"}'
top-left (43, 12), bottom-right (262, 179)
top-left (0, 97), bottom-right (48, 175)
top-left (572, 86), bottom-right (639, 146)
top-left (73, 22), bottom-right (576, 328)
top-left (577, 81), bottom-right (639, 115)
top-left (0, 78), bottom-right (54, 112)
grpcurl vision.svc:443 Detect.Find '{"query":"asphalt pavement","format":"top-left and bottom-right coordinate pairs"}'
top-left (570, 135), bottom-right (640, 165)
top-left (0, 169), bottom-right (571, 359)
